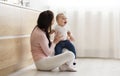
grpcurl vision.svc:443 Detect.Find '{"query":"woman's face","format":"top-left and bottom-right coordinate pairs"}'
top-left (57, 14), bottom-right (67, 26)
top-left (51, 19), bottom-right (55, 26)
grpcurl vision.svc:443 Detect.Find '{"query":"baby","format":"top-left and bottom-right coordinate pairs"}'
top-left (51, 13), bottom-right (76, 65)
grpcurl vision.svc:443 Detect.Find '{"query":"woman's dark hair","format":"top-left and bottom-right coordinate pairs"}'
top-left (37, 10), bottom-right (54, 47)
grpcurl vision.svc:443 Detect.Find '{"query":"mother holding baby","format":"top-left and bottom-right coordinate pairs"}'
top-left (30, 10), bottom-right (76, 72)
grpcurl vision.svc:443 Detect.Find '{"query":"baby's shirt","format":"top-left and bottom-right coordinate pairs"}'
top-left (54, 25), bottom-right (68, 40)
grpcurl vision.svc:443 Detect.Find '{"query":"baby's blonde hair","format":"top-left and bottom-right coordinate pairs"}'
top-left (56, 13), bottom-right (64, 21)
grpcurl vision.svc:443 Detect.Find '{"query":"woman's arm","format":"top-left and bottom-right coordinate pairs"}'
top-left (38, 32), bottom-right (63, 56)
top-left (49, 29), bottom-right (55, 34)
top-left (38, 34), bottom-right (55, 56)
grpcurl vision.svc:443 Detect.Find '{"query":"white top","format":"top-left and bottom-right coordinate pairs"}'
top-left (54, 25), bottom-right (68, 40)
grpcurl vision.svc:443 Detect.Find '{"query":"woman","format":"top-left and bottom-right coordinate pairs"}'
top-left (30, 10), bottom-right (76, 72)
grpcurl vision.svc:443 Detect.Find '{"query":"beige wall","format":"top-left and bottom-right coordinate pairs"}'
top-left (0, 3), bottom-right (39, 76)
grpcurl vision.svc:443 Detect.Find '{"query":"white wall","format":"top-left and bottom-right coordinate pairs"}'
top-left (48, 0), bottom-right (120, 59)
top-left (30, 0), bottom-right (49, 11)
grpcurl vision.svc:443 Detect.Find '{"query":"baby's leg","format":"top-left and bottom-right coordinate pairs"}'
top-left (55, 41), bottom-right (64, 55)
top-left (64, 40), bottom-right (76, 58)
top-left (64, 40), bottom-right (77, 65)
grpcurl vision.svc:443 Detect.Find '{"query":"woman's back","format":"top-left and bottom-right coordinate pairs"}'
top-left (31, 27), bottom-right (48, 61)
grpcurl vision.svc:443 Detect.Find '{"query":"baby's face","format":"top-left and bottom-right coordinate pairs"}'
top-left (57, 14), bottom-right (67, 26)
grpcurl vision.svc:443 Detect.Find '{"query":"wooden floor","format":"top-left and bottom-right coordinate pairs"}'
top-left (9, 58), bottom-right (120, 76)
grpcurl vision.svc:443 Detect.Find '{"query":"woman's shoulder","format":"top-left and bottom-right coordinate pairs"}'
top-left (32, 27), bottom-right (45, 37)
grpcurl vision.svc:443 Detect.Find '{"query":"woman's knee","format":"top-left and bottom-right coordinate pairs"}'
top-left (65, 51), bottom-right (75, 59)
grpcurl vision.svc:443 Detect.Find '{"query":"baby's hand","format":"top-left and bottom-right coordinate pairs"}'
top-left (67, 31), bottom-right (74, 41)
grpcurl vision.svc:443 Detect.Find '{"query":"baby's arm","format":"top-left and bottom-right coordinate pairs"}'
top-left (67, 31), bottom-right (74, 41)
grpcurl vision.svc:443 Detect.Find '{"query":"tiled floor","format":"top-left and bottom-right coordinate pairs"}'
top-left (9, 58), bottom-right (120, 76)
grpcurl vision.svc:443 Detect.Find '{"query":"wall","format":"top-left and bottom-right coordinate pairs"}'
top-left (49, 5), bottom-right (120, 59)
top-left (64, 9), bottom-right (120, 59)
top-left (0, 2), bottom-right (39, 76)
top-left (29, 0), bottom-right (49, 11)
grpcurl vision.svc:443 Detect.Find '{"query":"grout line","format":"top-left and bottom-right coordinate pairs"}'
top-left (0, 34), bottom-right (30, 39)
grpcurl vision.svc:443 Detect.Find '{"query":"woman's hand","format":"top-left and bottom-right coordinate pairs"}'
top-left (53, 32), bottom-right (63, 44)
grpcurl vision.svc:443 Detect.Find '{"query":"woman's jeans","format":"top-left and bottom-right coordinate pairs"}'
top-left (55, 40), bottom-right (76, 58)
